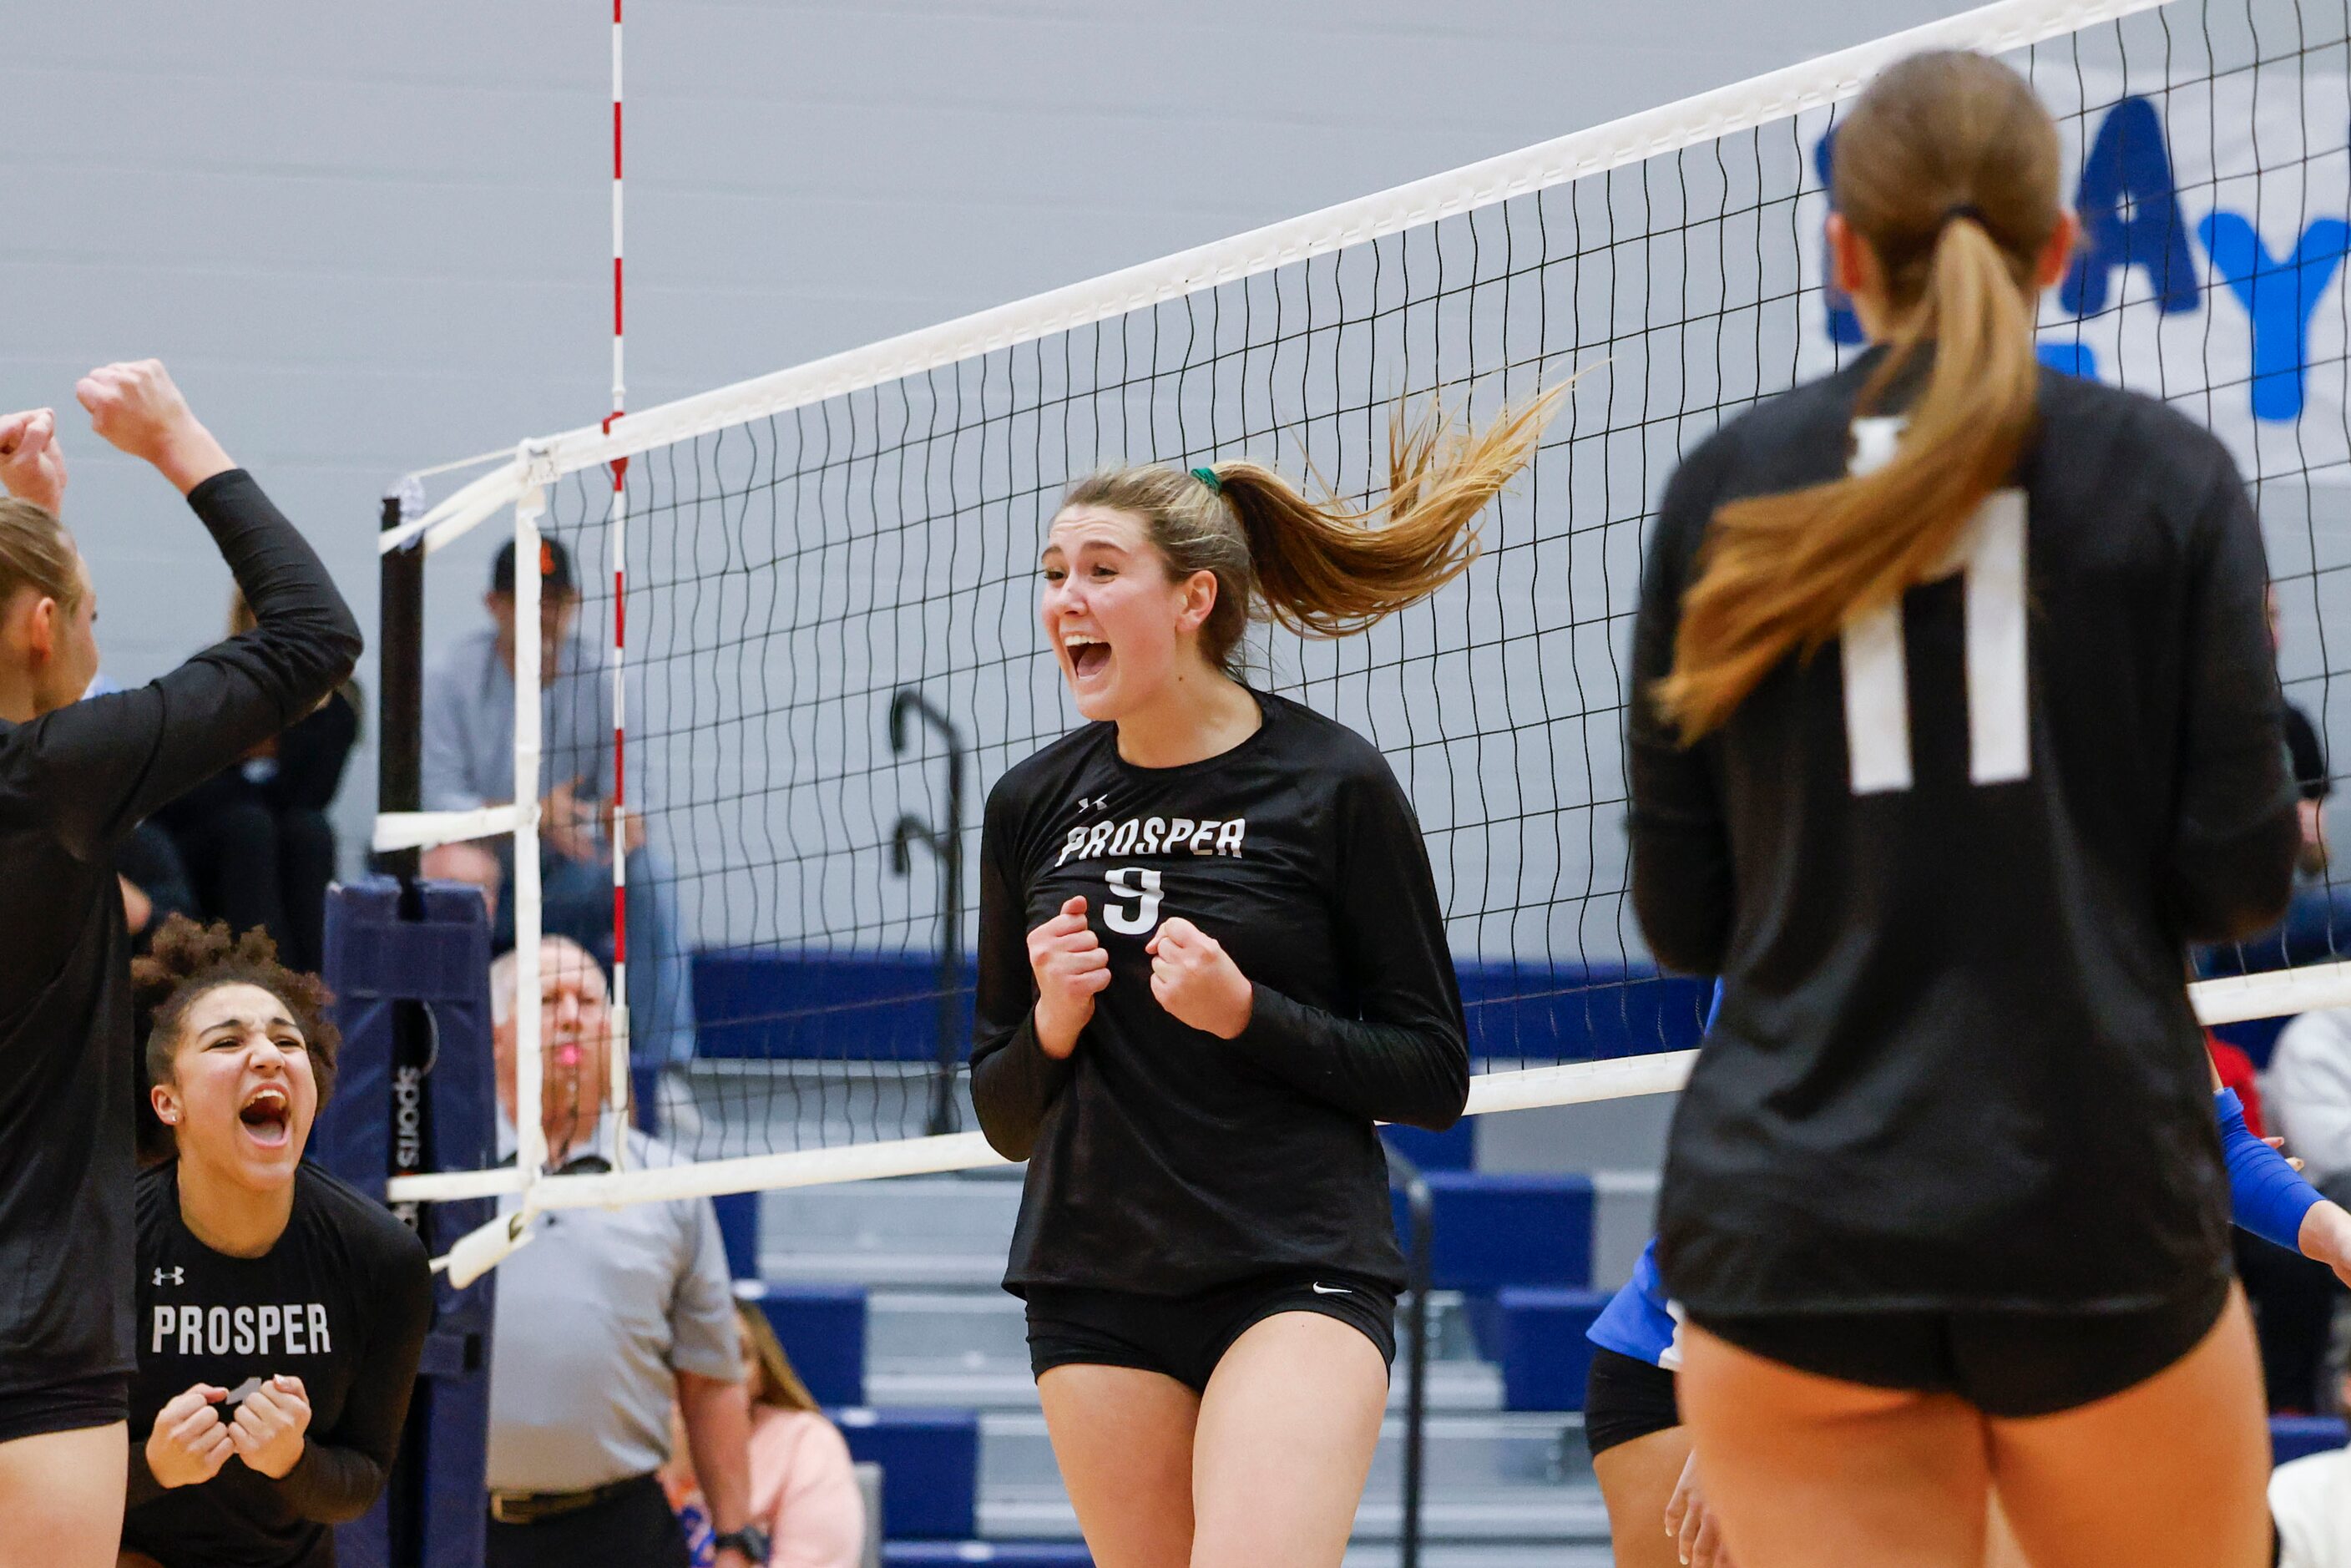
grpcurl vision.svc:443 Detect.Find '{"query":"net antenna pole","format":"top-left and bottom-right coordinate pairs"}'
top-left (887, 689), bottom-right (968, 1137)
top-left (604, 0), bottom-right (634, 1166)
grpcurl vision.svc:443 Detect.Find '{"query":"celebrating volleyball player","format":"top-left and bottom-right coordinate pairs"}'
top-left (120, 917), bottom-right (432, 1568)
top-left (1630, 48), bottom-right (2301, 1568)
top-left (0, 363), bottom-right (361, 1568)
top-left (970, 393), bottom-right (1555, 1568)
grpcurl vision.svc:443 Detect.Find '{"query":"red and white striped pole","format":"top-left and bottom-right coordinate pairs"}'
top-left (606, 0), bottom-right (634, 1154)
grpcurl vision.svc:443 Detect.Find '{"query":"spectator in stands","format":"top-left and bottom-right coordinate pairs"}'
top-left (2271, 1009), bottom-right (2351, 1200)
top-left (481, 935), bottom-right (761, 1568)
top-left (152, 592), bottom-right (358, 973)
top-left (418, 538), bottom-right (699, 1114)
top-left (664, 1301), bottom-right (867, 1568)
top-left (2207, 587), bottom-right (2343, 973)
top-left (2270, 1355), bottom-right (2351, 1565)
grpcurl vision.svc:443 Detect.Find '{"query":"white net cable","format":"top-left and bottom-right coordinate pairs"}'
top-left (387, 0), bottom-right (2351, 1274)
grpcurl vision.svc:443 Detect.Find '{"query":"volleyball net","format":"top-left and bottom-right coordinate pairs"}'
top-left (378, 0), bottom-right (2351, 1260)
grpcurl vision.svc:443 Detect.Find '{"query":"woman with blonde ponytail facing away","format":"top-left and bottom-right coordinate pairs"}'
top-left (1632, 51), bottom-right (2294, 1568)
top-left (970, 390), bottom-right (1555, 1567)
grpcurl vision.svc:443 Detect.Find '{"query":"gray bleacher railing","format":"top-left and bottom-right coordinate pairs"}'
top-left (887, 686), bottom-right (969, 1136)
top-left (1386, 1143), bottom-right (1435, 1568)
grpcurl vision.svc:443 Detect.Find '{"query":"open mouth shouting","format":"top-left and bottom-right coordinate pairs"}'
top-left (238, 1084), bottom-right (293, 1151)
top-left (1062, 630), bottom-right (1112, 689)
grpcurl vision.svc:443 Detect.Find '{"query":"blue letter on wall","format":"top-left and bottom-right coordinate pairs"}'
top-left (2198, 211), bottom-right (2351, 422)
top-left (1815, 129), bottom-right (1865, 346)
top-left (2062, 97), bottom-right (2200, 317)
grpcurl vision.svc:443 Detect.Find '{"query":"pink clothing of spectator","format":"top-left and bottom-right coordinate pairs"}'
top-left (666, 1300), bottom-right (868, 1568)
top-left (746, 1405), bottom-right (865, 1568)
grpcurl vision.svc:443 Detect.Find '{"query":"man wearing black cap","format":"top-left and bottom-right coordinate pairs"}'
top-left (419, 536), bottom-right (699, 1112)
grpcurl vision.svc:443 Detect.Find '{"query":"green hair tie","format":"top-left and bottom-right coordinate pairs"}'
top-left (1189, 465), bottom-right (1223, 494)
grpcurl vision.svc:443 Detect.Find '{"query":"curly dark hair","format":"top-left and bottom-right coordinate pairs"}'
top-left (133, 914), bottom-right (341, 1162)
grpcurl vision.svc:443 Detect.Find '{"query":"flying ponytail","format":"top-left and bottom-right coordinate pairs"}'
top-left (1059, 386), bottom-right (1564, 674)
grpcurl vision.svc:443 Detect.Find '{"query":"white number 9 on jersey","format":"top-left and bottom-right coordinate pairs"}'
top-left (1102, 866), bottom-right (1164, 934)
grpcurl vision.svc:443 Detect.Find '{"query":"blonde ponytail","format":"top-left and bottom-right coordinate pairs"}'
top-left (1061, 386), bottom-right (1562, 672)
top-left (1653, 49), bottom-right (2057, 741)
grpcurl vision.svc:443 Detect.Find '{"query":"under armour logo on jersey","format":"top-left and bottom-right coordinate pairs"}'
top-left (154, 1267), bottom-right (183, 1287)
top-left (1074, 794), bottom-right (1114, 815)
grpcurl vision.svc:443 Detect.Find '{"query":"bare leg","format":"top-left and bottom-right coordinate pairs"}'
top-left (1594, 1424), bottom-right (1696, 1568)
top-left (1988, 1289), bottom-right (2268, 1568)
top-left (1036, 1364), bottom-right (1199, 1568)
top-left (1188, 1313), bottom-right (1388, 1568)
top-left (1678, 1323), bottom-right (1991, 1568)
top-left (1984, 1491), bottom-right (2032, 1568)
top-left (0, 1423), bottom-right (128, 1568)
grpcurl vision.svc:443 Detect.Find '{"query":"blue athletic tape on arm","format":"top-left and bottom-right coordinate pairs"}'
top-left (2218, 1087), bottom-right (2323, 1252)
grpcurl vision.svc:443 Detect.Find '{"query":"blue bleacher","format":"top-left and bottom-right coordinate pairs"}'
top-left (834, 1407), bottom-right (981, 1540)
top-left (883, 1545), bottom-right (1094, 1566)
top-left (691, 950), bottom-right (1706, 1065)
top-left (740, 1280), bottom-right (868, 1408)
top-left (1494, 1287), bottom-right (1611, 1413)
top-left (1391, 1172), bottom-right (1595, 1293)
top-left (2273, 1414), bottom-right (2349, 1465)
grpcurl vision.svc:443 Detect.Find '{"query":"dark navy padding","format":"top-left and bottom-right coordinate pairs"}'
top-left (315, 878), bottom-right (498, 1568)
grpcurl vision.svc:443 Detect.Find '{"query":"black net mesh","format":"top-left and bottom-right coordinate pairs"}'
top-left (486, 0), bottom-right (2351, 1162)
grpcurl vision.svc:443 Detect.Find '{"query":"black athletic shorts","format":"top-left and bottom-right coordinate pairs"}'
top-left (0, 1370), bottom-right (129, 1445)
top-left (1687, 1275), bottom-right (2232, 1419)
top-left (1024, 1269), bottom-right (1398, 1393)
top-left (1583, 1347), bottom-right (1681, 1457)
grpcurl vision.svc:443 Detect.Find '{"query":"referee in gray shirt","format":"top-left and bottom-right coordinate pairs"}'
top-left (483, 937), bottom-right (765, 1568)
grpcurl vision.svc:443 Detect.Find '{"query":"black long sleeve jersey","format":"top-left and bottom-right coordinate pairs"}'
top-left (124, 1163), bottom-right (433, 1568)
top-left (0, 470), bottom-right (361, 1405)
top-left (1632, 350), bottom-right (2299, 1319)
top-left (970, 690), bottom-right (1470, 1297)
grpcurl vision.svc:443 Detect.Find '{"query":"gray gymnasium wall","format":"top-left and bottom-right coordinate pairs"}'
top-left (0, 0), bottom-right (1988, 876)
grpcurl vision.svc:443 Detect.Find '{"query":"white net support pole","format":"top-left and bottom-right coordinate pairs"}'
top-left (511, 481), bottom-right (549, 1186)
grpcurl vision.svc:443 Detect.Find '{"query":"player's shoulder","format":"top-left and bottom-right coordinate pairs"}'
top-left (987, 721), bottom-right (1117, 819)
top-left (1256, 691), bottom-right (1389, 779)
top-left (296, 1161), bottom-right (429, 1271)
top-left (2032, 369), bottom-right (2243, 504)
top-left (134, 1160), bottom-right (178, 1232)
top-left (1653, 359), bottom-right (1873, 538)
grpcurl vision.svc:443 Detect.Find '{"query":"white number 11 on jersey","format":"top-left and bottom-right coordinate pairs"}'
top-left (1838, 488), bottom-right (2030, 796)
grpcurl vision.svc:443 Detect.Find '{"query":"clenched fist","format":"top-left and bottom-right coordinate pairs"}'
top-left (228, 1374), bottom-right (311, 1479)
top-left (145, 1384), bottom-right (233, 1490)
top-left (74, 360), bottom-right (233, 495)
top-left (1028, 896), bottom-right (1110, 1059)
top-left (1145, 917), bottom-right (1252, 1039)
top-left (0, 408), bottom-right (68, 514)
